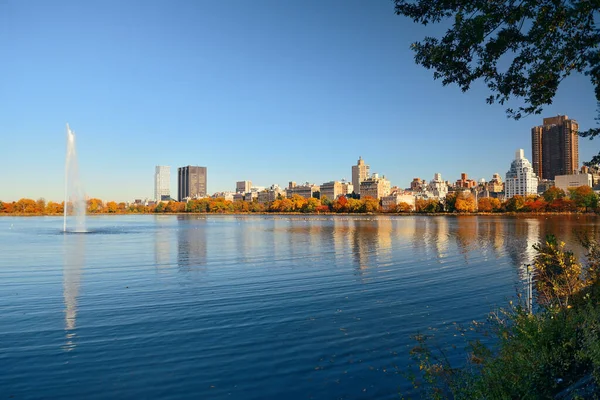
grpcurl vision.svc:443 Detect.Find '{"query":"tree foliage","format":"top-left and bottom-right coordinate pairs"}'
top-left (394, 0), bottom-right (600, 163)
top-left (533, 235), bottom-right (585, 309)
top-left (568, 185), bottom-right (598, 211)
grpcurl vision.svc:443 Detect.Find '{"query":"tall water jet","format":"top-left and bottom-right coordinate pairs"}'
top-left (64, 124), bottom-right (86, 232)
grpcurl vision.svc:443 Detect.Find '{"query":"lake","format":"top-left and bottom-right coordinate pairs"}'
top-left (1, 214), bottom-right (598, 399)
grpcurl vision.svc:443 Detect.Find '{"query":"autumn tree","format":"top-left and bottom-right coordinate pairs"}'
top-left (301, 198), bottom-right (320, 213)
top-left (416, 198), bottom-right (442, 213)
top-left (154, 202), bottom-right (165, 213)
top-left (524, 196), bottom-right (547, 213)
top-left (397, 201), bottom-right (414, 212)
top-left (106, 201), bottom-right (118, 213)
top-left (393, 0), bottom-right (600, 164)
top-left (477, 197), bottom-right (501, 213)
top-left (543, 187), bottom-right (566, 203)
top-left (568, 185), bottom-right (598, 211)
top-left (505, 195), bottom-right (526, 212)
top-left (46, 201), bottom-right (64, 214)
top-left (2, 202), bottom-right (14, 213)
top-left (87, 198), bottom-right (104, 213)
top-left (249, 201), bottom-right (266, 213)
top-left (332, 196), bottom-right (349, 213)
top-left (533, 235), bottom-right (586, 309)
top-left (547, 197), bottom-right (576, 212)
top-left (209, 198), bottom-right (234, 213)
top-left (362, 196), bottom-right (380, 213)
top-left (14, 198), bottom-right (37, 213)
top-left (36, 198), bottom-right (46, 214)
top-left (444, 191), bottom-right (459, 212)
top-left (315, 205), bottom-right (330, 213)
top-left (186, 198), bottom-right (210, 213)
top-left (164, 201), bottom-right (185, 213)
top-left (347, 198), bottom-right (364, 213)
top-left (455, 192), bottom-right (476, 213)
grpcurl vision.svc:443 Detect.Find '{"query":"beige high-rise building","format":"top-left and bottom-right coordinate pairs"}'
top-left (359, 174), bottom-right (391, 199)
top-left (320, 180), bottom-right (353, 200)
top-left (531, 115), bottom-right (579, 180)
top-left (352, 157), bottom-right (370, 195)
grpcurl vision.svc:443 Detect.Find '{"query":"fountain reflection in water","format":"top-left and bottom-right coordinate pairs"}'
top-left (64, 123), bottom-right (86, 232)
top-left (62, 232), bottom-right (85, 351)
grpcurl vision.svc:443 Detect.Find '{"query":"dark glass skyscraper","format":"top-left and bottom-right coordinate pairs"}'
top-left (531, 115), bottom-right (579, 180)
top-left (178, 166), bottom-right (207, 201)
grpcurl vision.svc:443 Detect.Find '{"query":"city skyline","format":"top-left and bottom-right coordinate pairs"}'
top-left (1, 2), bottom-right (598, 202)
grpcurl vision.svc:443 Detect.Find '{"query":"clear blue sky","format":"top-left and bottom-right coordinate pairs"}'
top-left (1, 0), bottom-right (598, 202)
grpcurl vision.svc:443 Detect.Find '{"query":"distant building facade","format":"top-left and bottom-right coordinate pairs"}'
top-left (382, 193), bottom-right (416, 211)
top-left (258, 185), bottom-right (284, 204)
top-left (212, 192), bottom-right (235, 202)
top-left (244, 192), bottom-right (258, 202)
top-left (359, 174), bottom-right (391, 199)
top-left (410, 178), bottom-right (427, 192)
top-left (537, 180), bottom-right (554, 194)
top-left (236, 181), bottom-right (252, 193)
top-left (427, 173), bottom-right (448, 199)
top-left (320, 180), bottom-right (353, 200)
top-left (154, 166), bottom-right (171, 201)
top-left (505, 149), bottom-right (538, 198)
top-left (352, 157), bottom-right (370, 195)
top-left (456, 173), bottom-right (477, 189)
top-left (178, 166), bottom-right (207, 201)
top-left (531, 115), bottom-right (579, 180)
top-left (487, 173), bottom-right (504, 193)
top-left (233, 193), bottom-right (244, 202)
top-left (286, 183), bottom-right (319, 199)
top-left (555, 173), bottom-right (593, 193)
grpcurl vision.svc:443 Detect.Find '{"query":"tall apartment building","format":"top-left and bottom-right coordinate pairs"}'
top-left (505, 149), bottom-right (538, 198)
top-left (531, 115), bottom-right (579, 180)
top-left (352, 157), bottom-right (370, 195)
top-left (320, 180), bottom-right (353, 200)
top-left (178, 166), bottom-right (207, 201)
top-left (154, 166), bottom-right (171, 201)
top-left (359, 174), bottom-right (391, 200)
top-left (236, 181), bottom-right (252, 193)
top-left (427, 173), bottom-right (448, 199)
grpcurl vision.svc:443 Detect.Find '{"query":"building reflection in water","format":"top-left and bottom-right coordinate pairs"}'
top-left (62, 232), bottom-right (85, 352)
top-left (177, 216), bottom-right (207, 272)
top-left (154, 217), bottom-right (173, 270)
top-left (433, 217), bottom-right (450, 260)
top-left (343, 216), bottom-right (598, 282)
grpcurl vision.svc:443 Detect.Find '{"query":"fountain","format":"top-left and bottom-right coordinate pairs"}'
top-left (64, 124), bottom-right (86, 232)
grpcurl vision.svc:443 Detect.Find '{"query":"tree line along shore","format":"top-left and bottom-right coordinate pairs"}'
top-left (1, 186), bottom-right (598, 215)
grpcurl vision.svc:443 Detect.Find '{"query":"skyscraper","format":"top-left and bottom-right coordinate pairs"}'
top-left (505, 149), bottom-right (538, 198)
top-left (531, 115), bottom-right (579, 180)
top-left (236, 181), bottom-right (252, 193)
top-left (154, 166), bottom-right (170, 201)
top-left (178, 166), bottom-right (207, 201)
top-left (352, 157), bottom-right (370, 195)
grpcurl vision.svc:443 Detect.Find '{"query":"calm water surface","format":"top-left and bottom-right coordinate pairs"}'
top-left (1, 215), bottom-right (598, 399)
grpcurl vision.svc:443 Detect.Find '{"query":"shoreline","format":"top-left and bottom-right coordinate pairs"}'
top-left (2, 211), bottom-right (598, 217)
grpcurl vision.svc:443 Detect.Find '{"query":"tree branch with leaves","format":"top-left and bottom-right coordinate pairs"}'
top-left (394, 0), bottom-right (600, 164)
